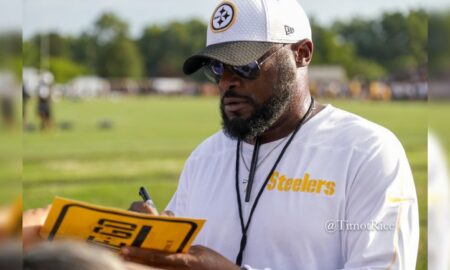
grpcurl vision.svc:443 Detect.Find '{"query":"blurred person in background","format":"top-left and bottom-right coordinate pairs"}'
top-left (23, 85), bottom-right (30, 127)
top-left (0, 70), bottom-right (16, 129)
top-left (36, 71), bottom-right (53, 130)
top-left (126, 0), bottom-right (419, 269)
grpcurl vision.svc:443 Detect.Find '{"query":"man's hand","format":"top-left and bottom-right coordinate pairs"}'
top-left (22, 205), bottom-right (51, 250)
top-left (120, 245), bottom-right (240, 270)
top-left (128, 201), bottom-right (174, 217)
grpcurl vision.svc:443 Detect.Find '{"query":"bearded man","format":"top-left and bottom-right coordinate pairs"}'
top-left (125, 0), bottom-right (419, 269)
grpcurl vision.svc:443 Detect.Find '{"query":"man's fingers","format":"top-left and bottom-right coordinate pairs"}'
top-left (22, 225), bottom-right (44, 250)
top-left (127, 201), bottom-right (175, 217)
top-left (121, 247), bottom-right (189, 267)
top-left (160, 210), bottom-right (175, 217)
top-left (22, 205), bottom-right (52, 227)
top-left (147, 204), bottom-right (159, 215)
top-left (128, 201), bottom-right (156, 215)
top-left (121, 246), bottom-right (165, 264)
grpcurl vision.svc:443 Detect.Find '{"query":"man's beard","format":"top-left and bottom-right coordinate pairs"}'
top-left (220, 52), bottom-right (297, 141)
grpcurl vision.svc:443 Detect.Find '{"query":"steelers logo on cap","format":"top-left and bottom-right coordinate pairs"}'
top-left (210, 1), bottom-right (237, 33)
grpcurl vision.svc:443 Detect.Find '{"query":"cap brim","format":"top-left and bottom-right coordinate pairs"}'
top-left (183, 41), bottom-right (274, 75)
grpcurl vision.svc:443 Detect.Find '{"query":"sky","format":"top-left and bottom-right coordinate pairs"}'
top-left (19, 0), bottom-right (448, 38)
top-left (0, 0), bottom-right (22, 32)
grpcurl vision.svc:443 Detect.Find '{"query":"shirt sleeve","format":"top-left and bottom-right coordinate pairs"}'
top-left (165, 159), bottom-right (192, 217)
top-left (340, 133), bottom-right (419, 269)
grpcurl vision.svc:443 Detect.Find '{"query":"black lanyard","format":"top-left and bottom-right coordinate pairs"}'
top-left (234, 97), bottom-right (315, 266)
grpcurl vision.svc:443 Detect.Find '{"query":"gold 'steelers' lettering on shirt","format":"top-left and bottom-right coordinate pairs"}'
top-left (267, 171), bottom-right (335, 196)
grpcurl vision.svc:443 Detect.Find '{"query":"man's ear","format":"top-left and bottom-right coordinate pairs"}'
top-left (292, 39), bottom-right (313, 67)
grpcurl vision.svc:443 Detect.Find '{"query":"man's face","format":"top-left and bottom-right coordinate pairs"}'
top-left (218, 47), bottom-right (297, 141)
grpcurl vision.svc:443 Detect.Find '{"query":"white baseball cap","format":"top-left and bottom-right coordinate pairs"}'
top-left (183, 0), bottom-right (312, 75)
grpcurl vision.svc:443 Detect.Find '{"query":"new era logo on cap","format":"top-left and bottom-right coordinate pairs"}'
top-left (284, 25), bottom-right (295, 35)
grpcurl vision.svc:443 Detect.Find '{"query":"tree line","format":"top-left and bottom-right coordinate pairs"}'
top-left (23, 10), bottom-right (428, 83)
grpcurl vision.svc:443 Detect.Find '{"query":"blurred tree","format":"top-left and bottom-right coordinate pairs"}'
top-left (334, 9), bottom-right (427, 74)
top-left (48, 57), bottom-right (89, 83)
top-left (70, 33), bottom-right (97, 73)
top-left (23, 33), bottom-right (71, 69)
top-left (311, 20), bottom-right (386, 80)
top-left (139, 19), bottom-right (206, 78)
top-left (429, 11), bottom-right (450, 78)
top-left (97, 38), bottom-right (143, 78)
top-left (93, 12), bottom-right (128, 45)
top-left (0, 32), bottom-right (22, 80)
top-left (24, 34), bottom-right (90, 82)
top-left (405, 10), bottom-right (427, 68)
top-left (347, 58), bottom-right (386, 81)
top-left (138, 25), bottom-right (163, 76)
top-left (22, 10), bottom-right (427, 82)
top-left (23, 38), bottom-right (40, 68)
top-left (93, 12), bottom-right (143, 78)
top-left (312, 20), bottom-right (355, 65)
top-left (47, 33), bottom-right (71, 59)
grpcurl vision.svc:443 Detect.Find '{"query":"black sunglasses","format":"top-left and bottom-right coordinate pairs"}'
top-left (203, 44), bottom-right (287, 83)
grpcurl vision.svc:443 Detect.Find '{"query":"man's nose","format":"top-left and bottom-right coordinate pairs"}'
top-left (218, 68), bottom-right (242, 92)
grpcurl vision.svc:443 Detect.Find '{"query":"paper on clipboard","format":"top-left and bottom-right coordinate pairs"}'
top-left (40, 197), bottom-right (205, 253)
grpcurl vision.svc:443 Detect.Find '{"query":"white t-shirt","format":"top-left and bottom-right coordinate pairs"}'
top-left (428, 132), bottom-right (450, 270)
top-left (166, 105), bottom-right (419, 270)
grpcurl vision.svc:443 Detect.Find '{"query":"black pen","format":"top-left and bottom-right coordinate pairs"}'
top-left (139, 186), bottom-right (159, 215)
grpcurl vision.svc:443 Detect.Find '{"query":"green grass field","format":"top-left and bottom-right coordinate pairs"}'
top-left (429, 101), bottom-right (450, 157)
top-left (23, 97), bottom-right (427, 268)
top-left (0, 131), bottom-right (21, 205)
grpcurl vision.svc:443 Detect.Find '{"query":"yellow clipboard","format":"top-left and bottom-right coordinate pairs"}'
top-left (40, 197), bottom-right (205, 253)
